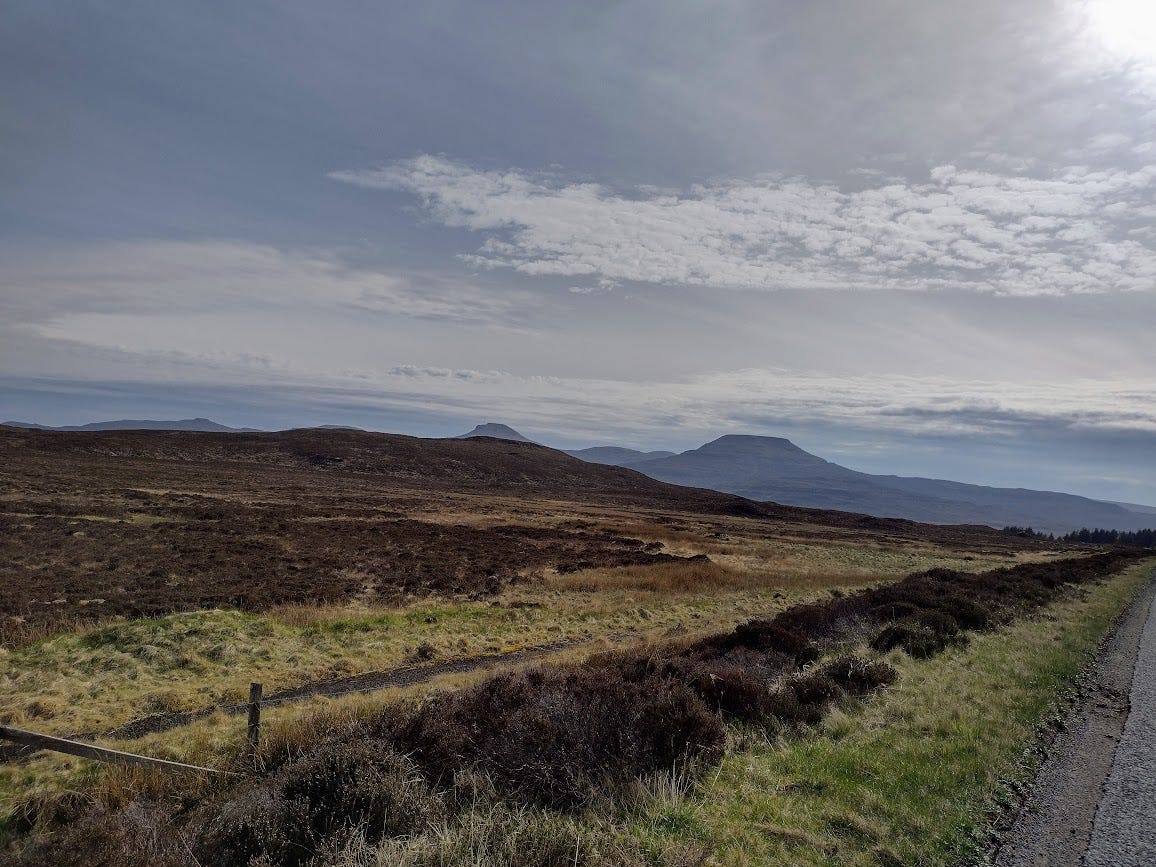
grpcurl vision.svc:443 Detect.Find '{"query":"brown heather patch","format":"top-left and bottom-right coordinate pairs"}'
top-left (0, 425), bottom-right (1059, 647)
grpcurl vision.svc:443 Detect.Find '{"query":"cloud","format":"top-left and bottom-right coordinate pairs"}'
top-left (332, 155), bottom-right (1156, 296)
top-left (14, 319), bottom-right (1154, 448)
top-left (0, 240), bottom-right (532, 326)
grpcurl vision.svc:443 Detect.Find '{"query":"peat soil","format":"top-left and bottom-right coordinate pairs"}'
top-left (991, 566), bottom-right (1156, 867)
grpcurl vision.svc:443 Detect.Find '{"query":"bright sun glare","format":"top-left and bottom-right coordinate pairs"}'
top-left (1084, 0), bottom-right (1156, 63)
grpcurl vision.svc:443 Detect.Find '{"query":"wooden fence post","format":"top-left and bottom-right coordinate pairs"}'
top-left (247, 682), bottom-right (263, 756)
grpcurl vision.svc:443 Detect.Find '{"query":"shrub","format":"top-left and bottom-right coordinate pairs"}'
top-left (935, 596), bottom-right (990, 631)
top-left (816, 655), bottom-right (897, 696)
top-left (790, 670), bottom-right (844, 707)
top-left (869, 600), bottom-right (921, 622)
top-left (9, 803), bottom-right (185, 867)
top-left (765, 604), bottom-right (833, 638)
top-left (379, 666), bottom-right (726, 809)
top-left (683, 661), bottom-right (771, 721)
top-left (194, 740), bottom-right (443, 867)
top-left (916, 609), bottom-right (961, 638)
top-left (870, 621), bottom-right (947, 659)
top-left (727, 621), bottom-right (821, 663)
top-left (762, 687), bottom-right (810, 726)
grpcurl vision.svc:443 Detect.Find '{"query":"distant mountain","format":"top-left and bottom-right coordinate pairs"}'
top-left (566, 446), bottom-right (677, 466)
top-left (2, 417), bottom-right (259, 433)
top-left (630, 434), bottom-right (1151, 535)
top-left (455, 423), bottom-right (534, 443)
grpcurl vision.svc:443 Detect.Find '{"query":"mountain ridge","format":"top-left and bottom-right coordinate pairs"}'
top-left (2, 417), bottom-right (259, 433)
top-left (6, 418), bottom-right (1147, 533)
top-left (2, 424), bottom-right (1041, 551)
top-left (607, 434), bottom-right (1149, 535)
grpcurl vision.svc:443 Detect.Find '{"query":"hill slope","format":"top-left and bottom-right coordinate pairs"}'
top-left (0, 426), bottom-right (1023, 544)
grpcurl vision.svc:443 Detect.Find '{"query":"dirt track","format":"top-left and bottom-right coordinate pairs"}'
top-left (0, 638), bottom-right (594, 762)
top-left (992, 567), bottom-right (1156, 866)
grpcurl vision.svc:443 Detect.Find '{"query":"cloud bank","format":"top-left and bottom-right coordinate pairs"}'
top-left (333, 155), bottom-right (1156, 296)
top-left (2, 240), bottom-right (530, 326)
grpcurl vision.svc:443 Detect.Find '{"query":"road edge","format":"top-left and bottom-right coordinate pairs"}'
top-left (987, 564), bottom-right (1156, 866)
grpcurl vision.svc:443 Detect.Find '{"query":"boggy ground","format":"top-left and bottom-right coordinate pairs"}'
top-left (0, 427), bottom-right (1065, 743)
top-left (0, 426), bottom-right (1052, 646)
top-left (0, 426), bottom-right (1102, 865)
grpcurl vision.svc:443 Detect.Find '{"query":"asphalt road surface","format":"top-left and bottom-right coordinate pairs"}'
top-left (1084, 575), bottom-right (1156, 866)
top-left (994, 569), bottom-right (1156, 866)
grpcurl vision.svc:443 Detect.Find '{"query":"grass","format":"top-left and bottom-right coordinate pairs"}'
top-left (0, 582), bottom-right (822, 826)
top-left (630, 558), bottom-right (1155, 865)
top-left (0, 533), bottom-right (1036, 739)
top-left (4, 559), bottom-right (1148, 864)
top-left (0, 591), bottom-right (779, 738)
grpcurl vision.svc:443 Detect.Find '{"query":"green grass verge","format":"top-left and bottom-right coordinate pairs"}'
top-left (629, 559), bottom-right (1154, 866)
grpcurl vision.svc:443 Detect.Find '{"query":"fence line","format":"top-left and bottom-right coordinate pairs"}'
top-left (0, 725), bottom-right (238, 775)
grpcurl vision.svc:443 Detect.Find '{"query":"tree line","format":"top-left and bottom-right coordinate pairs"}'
top-left (1003, 526), bottom-right (1156, 548)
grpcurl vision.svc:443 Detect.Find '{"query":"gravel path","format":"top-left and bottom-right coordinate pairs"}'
top-left (100, 637), bottom-right (594, 742)
top-left (993, 568), bottom-right (1156, 866)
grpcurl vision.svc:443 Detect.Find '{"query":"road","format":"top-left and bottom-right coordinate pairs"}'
top-left (1083, 573), bottom-right (1156, 866)
top-left (993, 568), bottom-right (1156, 866)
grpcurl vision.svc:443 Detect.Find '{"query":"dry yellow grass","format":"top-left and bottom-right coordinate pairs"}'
top-left (0, 478), bottom-right (1072, 837)
top-left (547, 559), bottom-right (746, 593)
top-left (0, 522), bottom-right (1065, 742)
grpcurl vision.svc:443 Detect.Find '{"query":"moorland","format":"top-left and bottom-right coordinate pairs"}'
top-left (0, 425), bottom-right (1151, 866)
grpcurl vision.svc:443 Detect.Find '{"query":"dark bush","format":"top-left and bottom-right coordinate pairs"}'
top-left (763, 683), bottom-right (828, 727)
top-left (935, 596), bottom-right (990, 631)
top-left (816, 655), bottom-right (898, 696)
top-left (790, 670), bottom-right (844, 707)
top-left (194, 740), bottom-right (443, 867)
top-left (762, 686), bottom-right (810, 726)
top-left (728, 620), bottom-right (821, 663)
top-left (916, 609), bottom-right (961, 638)
top-left (870, 622), bottom-right (947, 659)
top-left (869, 600), bottom-right (921, 622)
top-left (8, 804), bottom-right (185, 867)
top-left (380, 666), bottom-right (726, 809)
top-left (684, 661), bottom-right (771, 721)
top-left (767, 604), bottom-right (833, 638)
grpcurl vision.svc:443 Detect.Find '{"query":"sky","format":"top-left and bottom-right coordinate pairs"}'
top-left (2, 0), bottom-right (1155, 503)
